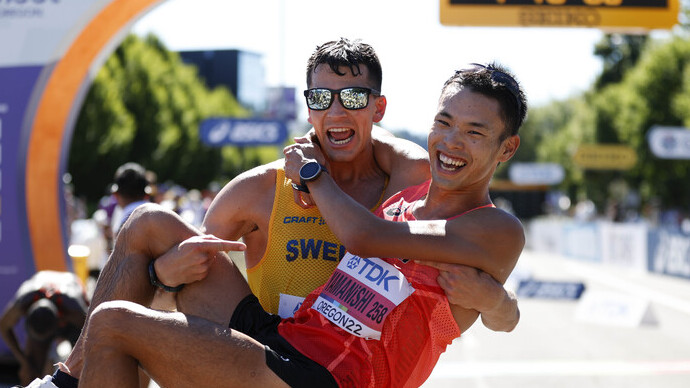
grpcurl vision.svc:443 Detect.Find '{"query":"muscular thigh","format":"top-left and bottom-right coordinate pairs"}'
top-left (88, 301), bottom-right (287, 388)
top-left (124, 204), bottom-right (251, 325)
top-left (176, 252), bottom-right (252, 327)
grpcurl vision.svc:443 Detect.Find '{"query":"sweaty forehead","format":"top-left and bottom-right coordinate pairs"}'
top-left (438, 88), bottom-right (505, 128)
top-left (310, 63), bottom-right (372, 88)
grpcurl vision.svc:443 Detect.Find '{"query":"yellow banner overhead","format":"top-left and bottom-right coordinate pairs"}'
top-left (573, 144), bottom-right (637, 170)
top-left (440, 0), bottom-right (679, 31)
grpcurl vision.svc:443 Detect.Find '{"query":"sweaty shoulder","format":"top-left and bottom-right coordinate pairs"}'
top-left (202, 160), bottom-right (281, 240)
top-left (450, 207), bottom-right (524, 282)
top-left (371, 126), bottom-right (430, 195)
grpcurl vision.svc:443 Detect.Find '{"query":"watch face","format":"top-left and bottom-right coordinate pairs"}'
top-left (300, 162), bottom-right (321, 180)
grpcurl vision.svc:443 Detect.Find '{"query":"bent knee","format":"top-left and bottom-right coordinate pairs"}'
top-left (127, 203), bottom-right (176, 228)
top-left (121, 203), bottom-right (200, 252)
top-left (87, 301), bottom-right (144, 344)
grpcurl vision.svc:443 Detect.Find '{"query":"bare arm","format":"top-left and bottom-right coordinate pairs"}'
top-left (361, 130), bottom-right (520, 330)
top-left (281, 142), bottom-right (520, 276)
top-left (307, 171), bottom-right (523, 330)
top-left (283, 140), bottom-right (521, 330)
top-left (54, 294), bottom-right (88, 333)
top-left (291, 126), bottom-right (430, 206)
top-left (153, 161), bottom-right (278, 287)
top-left (0, 292), bottom-right (33, 367)
top-left (481, 289), bottom-right (519, 332)
top-left (420, 261), bottom-right (520, 332)
top-left (202, 161), bottom-right (278, 240)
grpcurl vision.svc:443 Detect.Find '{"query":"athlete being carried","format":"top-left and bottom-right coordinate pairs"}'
top-left (71, 62), bottom-right (527, 388)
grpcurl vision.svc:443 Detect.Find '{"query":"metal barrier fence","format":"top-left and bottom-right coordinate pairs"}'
top-left (527, 217), bottom-right (690, 280)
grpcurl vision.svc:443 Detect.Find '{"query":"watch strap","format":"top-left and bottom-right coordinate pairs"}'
top-left (291, 182), bottom-right (310, 193)
top-left (148, 260), bottom-right (185, 292)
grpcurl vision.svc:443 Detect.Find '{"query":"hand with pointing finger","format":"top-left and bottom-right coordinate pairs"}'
top-left (154, 235), bottom-right (246, 288)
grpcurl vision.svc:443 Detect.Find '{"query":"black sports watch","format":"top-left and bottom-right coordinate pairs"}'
top-left (148, 259), bottom-right (184, 292)
top-left (292, 161), bottom-right (327, 193)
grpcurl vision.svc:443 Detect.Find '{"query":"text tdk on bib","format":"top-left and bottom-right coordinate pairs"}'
top-left (312, 252), bottom-right (415, 340)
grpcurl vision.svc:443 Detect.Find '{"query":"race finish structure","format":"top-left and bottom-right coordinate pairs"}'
top-left (0, 0), bottom-right (166, 358)
top-left (440, 0), bottom-right (679, 30)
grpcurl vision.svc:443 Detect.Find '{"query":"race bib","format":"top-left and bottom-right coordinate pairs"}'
top-left (312, 252), bottom-right (415, 340)
top-left (278, 293), bottom-right (306, 318)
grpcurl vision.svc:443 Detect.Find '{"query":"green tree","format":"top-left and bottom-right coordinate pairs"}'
top-left (523, 96), bottom-right (597, 202)
top-left (68, 34), bottom-right (273, 210)
top-left (593, 34), bottom-right (648, 90)
top-left (68, 53), bottom-right (137, 203)
top-left (529, 35), bottom-right (690, 213)
top-left (603, 36), bottom-right (690, 209)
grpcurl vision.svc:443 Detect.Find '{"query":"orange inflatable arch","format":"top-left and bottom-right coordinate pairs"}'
top-left (26, 0), bottom-right (164, 271)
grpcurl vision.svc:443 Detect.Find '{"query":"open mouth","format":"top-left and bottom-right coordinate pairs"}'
top-left (327, 128), bottom-right (355, 145)
top-left (438, 152), bottom-right (467, 172)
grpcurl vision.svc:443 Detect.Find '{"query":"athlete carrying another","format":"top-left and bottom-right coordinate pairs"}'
top-left (70, 62), bottom-right (527, 387)
top-left (20, 39), bottom-right (520, 388)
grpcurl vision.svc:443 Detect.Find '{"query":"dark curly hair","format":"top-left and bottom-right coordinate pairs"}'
top-left (306, 38), bottom-right (383, 91)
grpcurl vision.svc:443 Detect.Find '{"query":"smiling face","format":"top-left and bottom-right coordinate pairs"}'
top-left (428, 85), bottom-right (519, 192)
top-left (307, 64), bottom-right (386, 163)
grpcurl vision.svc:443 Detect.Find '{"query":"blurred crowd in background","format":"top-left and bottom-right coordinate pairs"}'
top-left (63, 162), bottom-right (221, 283)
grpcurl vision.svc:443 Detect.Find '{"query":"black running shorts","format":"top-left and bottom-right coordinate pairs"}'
top-left (229, 294), bottom-right (338, 388)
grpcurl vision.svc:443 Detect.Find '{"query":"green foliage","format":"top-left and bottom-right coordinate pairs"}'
top-left (68, 34), bottom-right (282, 209)
top-left (69, 54), bottom-right (136, 202)
top-left (525, 34), bottom-right (690, 213)
top-left (593, 34), bottom-right (648, 89)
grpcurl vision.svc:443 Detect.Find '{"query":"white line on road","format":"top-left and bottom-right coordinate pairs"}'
top-left (563, 259), bottom-right (690, 316)
top-left (426, 360), bottom-right (690, 379)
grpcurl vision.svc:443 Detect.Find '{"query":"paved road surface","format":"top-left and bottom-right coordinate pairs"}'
top-left (422, 250), bottom-right (690, 388)
top-left (3, 250), bottom-right (689, 387)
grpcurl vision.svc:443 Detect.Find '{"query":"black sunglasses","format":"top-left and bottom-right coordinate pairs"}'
top-left (304, 87), bottom-right (380, 111)
top-left (457, 63), bottom-right (523, 115)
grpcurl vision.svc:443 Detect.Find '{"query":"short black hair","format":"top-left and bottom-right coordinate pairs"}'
top-left (25, 299), bottom-right (58, 342)
top-left (442, 63), bottom-right (527, 138)
top-left (111, 162), bottom-right (150, 201)
top-left (306, 38), bottom-right (383, 91)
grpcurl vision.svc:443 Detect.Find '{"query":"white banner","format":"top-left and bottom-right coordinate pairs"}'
top-left (599, 222), bottom-right (648, 272)
top-left (0, 0), bottom-right (113, 67)
top-left (648, 126), bottom-right (690, 160)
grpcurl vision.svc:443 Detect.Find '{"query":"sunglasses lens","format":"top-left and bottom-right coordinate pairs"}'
top-left (305, 89), bottom-right (333, 110)
top-left (304, 87), bottom-right (375, 110)
top-left (339, 88), bottom-right (370, 110)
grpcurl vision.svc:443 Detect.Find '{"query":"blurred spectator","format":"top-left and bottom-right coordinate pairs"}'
top-left (93, 193), bottom-right (118, 263)
top-left (145, 169), bottom-right (160, 204)
top-left (574, 199), bottom-right (596, 221)
top-left (660, 209), bottom-right (684, 231)
top-left (682, 216), bottom-right (690, 235)
top-left (62, 173), bottom-right (86, 241)
top-left (0, 271), bottom-right (88, 385)
top-left (605, 199), bottom-right (624, 222)
top-left (201, 181), bottom-right (222, 218)
top-left (110, 162), bottom-right (151, 236)
top-left (178, 189), bottom-right (205, 228)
